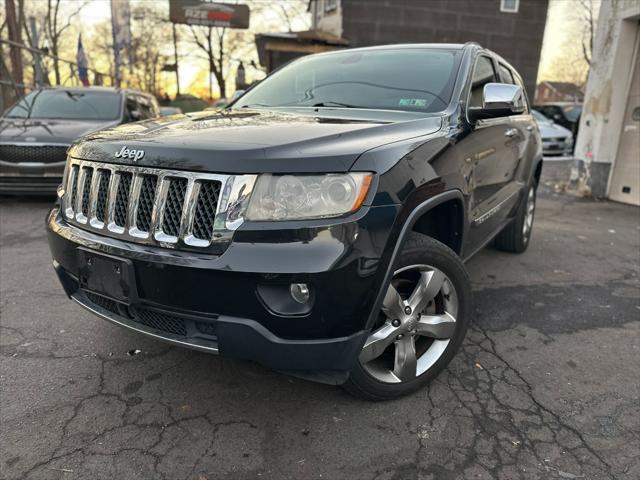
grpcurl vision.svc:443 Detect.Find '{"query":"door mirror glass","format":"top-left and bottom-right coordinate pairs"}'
top-left (469, 83), bottom-right (526, 121)
top-left (129, 109), bottom-right (142, 121)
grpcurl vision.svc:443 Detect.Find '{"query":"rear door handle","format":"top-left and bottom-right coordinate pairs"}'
top-left (505, 128), bottom-right (518, 137)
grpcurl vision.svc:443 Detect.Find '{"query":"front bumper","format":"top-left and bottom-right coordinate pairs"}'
top-left (47, 203), bottom-right (398, 377)
top-left (0, 161), bottom-right (64, 195)
top-left (542, 140), bottom-right (573, 156)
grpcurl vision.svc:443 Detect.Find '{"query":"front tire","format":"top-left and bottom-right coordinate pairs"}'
top-left (344, 234), bottom-right (472, 401)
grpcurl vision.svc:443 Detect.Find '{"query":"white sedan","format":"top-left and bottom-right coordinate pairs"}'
top-left (532, 109), bottom-right (574, 157)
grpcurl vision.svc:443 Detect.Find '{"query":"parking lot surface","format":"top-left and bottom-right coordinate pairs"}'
top-left (1, 167), bottom-right (639, 480)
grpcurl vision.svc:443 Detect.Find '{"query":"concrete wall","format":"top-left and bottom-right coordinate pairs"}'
top-left (339, 0), bottom-right (549, 98)
top-left (574, 0), bottom-right (640, 198)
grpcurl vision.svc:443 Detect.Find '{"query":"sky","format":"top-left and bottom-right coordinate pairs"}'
top-left (74, 0), bottom-right (591, 95)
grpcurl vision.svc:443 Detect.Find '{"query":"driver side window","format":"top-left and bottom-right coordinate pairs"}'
top-left (470, 56), bottom-right (498, 108)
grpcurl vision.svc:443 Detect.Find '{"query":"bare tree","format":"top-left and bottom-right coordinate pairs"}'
top-left (578, 0), bottom-right (597, 66)
top-left (129, 4), bottom-right (173, 95)
top-left (189, 25), bottom-right (227, 100)
top-left (5, 0), bottom-right (25, 94)
top-left (43, 0), bottom-right (87, 85)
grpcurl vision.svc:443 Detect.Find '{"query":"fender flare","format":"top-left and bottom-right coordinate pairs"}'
top-left (364, 189), bottom-right (465, 330)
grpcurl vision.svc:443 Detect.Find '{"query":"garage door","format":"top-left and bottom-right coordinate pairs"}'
top-left (608, 23), bottom-right (640, 205)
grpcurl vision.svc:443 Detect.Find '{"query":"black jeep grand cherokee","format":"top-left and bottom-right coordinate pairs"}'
top-left (47, 44), bottom-right (542, 400)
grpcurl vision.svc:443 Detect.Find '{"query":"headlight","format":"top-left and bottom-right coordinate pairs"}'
top-left (245, 172), bottom-right (373, 221)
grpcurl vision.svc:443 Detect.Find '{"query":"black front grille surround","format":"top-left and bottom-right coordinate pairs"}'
top-left (162, 178), bottom-right (187, 237)
top-left (193, 180), bottom-right (222, 240)
top-left (80, 167), bottom-right (93, 216)
top-left (62, 159), bottom-right (258, 251)
top-left (114, 172), bottom-right (133, 228)
top-left (0, 144), bottom-right (68, 164)
top-left (95, 170), bottom-right (111, 223)
top-left (136, 175), bottom-right (158, 232)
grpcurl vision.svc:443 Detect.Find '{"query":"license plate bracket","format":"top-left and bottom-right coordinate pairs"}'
top-left (77, 248), bottom-right (137, 303)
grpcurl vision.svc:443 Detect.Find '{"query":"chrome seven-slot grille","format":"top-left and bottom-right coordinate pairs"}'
top-left (62, 159), bottom-right (249, 250)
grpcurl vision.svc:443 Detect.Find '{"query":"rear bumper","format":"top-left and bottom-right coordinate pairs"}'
top-left (47, 203), bottom-right (398, 378)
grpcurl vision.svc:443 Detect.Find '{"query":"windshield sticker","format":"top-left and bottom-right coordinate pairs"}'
top-left (399, 98), bottom-right (427, 107)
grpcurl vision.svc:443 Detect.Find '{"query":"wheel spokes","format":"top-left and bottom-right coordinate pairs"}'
top-left (415, 312), bottom-right (457, 339)
top-left (359, 321), bottom-right (399, 363)
top-left (407, 269), bottom-right (445, 313)
top-left (381, 283), bottom-right (405, 321)
top-left (393, 336), bottom-right (417, 381)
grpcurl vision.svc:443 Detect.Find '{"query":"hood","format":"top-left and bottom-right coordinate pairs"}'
top-left (538, 121), bottom-right (572, 140)
top-left (68, 109), bottom-right (443, 174)
top-left (0, 117), bottom-right (117, 145)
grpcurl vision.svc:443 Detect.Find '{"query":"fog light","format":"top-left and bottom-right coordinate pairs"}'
top-left (290, 283), bottom-right (310, 304)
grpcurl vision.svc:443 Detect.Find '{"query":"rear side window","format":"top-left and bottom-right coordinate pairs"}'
top-left (469, 56), bottom-right (497, 108)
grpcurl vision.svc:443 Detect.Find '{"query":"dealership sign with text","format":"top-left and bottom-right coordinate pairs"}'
top-left (169, 0), bottom-right (250, 29)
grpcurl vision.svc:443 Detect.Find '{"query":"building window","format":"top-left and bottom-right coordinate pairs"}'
top-left (500, 0), bottom-right (519, 13)
top-left (325, 0), bottom-right (338, 13)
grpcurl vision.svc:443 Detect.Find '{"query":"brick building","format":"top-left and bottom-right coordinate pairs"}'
top-left (535, 81), bottom-right (585, 103)
top-left (309, 0), bottom-right (549, 98)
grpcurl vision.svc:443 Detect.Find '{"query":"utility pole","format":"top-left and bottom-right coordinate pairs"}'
top-left (5, 0), bottom-right (25, 94)
top-left (29, 17), bottom-right (43, 87)
top-left (172, 23), bottom-right (181, 97)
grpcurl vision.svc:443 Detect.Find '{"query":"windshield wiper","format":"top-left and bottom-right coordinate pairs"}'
top-left (240, 103), bottom-right (271, 108)
top-left (312, 101), bottom-right (361, 108)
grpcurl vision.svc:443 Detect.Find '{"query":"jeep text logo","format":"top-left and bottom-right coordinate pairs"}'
top-left (115, 146), bottom-right (145, 162)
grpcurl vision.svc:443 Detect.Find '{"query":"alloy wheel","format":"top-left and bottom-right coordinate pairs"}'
top-left (522, 186), bottom-right (536, 238)
top-left (359, 264), bottom-right (458, 384)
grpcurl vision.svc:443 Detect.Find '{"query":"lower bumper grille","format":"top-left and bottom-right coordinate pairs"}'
top-left (83, 291), bottom-right (193, 339)
top-left (132, 307), bottom-right (187, 337)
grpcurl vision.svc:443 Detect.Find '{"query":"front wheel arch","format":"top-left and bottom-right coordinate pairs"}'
top-left (364, 190), bottom-right (465, 332)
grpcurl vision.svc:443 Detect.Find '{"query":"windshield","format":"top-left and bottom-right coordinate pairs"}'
top-left (532, 110), bottom-right (552, 124)
top-left (5, 90), bottom-right (122, 120)
top-left (234, 48), bottom-right (462, 114)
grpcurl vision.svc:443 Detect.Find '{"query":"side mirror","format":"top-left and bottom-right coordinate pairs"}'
top-left (129, 109), bottom-right (141, 121)
top-left (469, 83), bottom-right (526, 121)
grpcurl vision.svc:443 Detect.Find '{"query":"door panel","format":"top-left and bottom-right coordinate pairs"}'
top-left (463, 118), bottom-right (523, 250)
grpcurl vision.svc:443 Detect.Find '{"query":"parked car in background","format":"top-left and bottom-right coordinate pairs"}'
top-left (534, 102), bottom-right (582, 149)
top-left (0, 87), bottom-right (159, 195)
top-left (159, 106), bottom-right (183, 116)
top-left (532, 109), bottom-right (574, 157)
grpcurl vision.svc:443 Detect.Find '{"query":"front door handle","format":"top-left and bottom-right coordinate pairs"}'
top-left (505, 128), bottom-right (518, 138)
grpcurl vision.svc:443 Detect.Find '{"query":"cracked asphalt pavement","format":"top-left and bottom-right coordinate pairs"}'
top-left (1, 165), bottom-right (639, 479)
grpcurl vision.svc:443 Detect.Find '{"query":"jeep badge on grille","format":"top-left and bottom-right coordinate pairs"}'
top-left (115, 146), bottom-right (145, 162)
